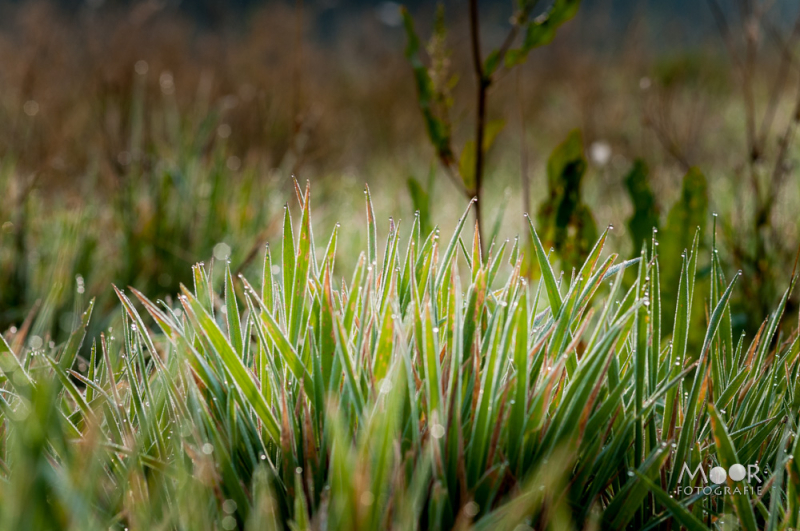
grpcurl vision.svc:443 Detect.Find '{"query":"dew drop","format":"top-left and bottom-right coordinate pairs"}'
top-left (430, 424), bottom-right (445, 439)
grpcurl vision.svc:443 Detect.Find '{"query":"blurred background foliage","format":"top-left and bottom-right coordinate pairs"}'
top-left (1, 0), bottom-right (799, 348)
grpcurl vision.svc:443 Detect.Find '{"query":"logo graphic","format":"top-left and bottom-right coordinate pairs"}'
top-left (675, 462), bottom-right (763, 496)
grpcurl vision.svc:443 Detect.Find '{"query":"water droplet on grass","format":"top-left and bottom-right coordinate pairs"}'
top-left (430, 424), bottom-right (445, 439)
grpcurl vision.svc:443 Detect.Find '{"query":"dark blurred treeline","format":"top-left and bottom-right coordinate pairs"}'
top-left (0, 0), bottom-right (746, 43)
top-left (4, 0), bottom-right (797, 65)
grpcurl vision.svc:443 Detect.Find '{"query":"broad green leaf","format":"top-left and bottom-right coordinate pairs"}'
top-left (505, 0), bottom-right (582, 68)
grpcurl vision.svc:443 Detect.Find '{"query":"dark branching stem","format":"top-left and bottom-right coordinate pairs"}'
top-left (469, 0), bottom-right (487, 251)
top-left (706, 0), bottom-right (761, 199)
top-left (705, 0), bottom-right (800, 322)
top-left (491, 1), bottom-right (539, 86)
top-left (517, 69), bottom-right (531, 219)
top-left (759, 14), bottom-right (800, 153)
top-left (466, 0), bottom-right (538, 252)
top-left (764, 81), bottom-right (800, 224)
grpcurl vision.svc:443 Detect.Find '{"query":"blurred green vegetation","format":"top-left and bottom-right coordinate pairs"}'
top-left (0, 0), bottom-right (799, 344)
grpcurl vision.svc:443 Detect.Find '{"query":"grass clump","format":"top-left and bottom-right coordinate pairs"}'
top-left (0, 182), bottom-right (798, 530)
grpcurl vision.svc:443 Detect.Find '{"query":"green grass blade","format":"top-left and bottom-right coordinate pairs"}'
top-left (527, 214), bottom-right (562, 316)
top-left (225, 265), bottom-right (244, 356)
top-left (709, 404), bottom-right (759, 531)
top-left (180, 286), bottom-right (281, 441)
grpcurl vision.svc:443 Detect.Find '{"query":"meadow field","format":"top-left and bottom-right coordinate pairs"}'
top-left (1, 0), bottom-right (799, 529)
